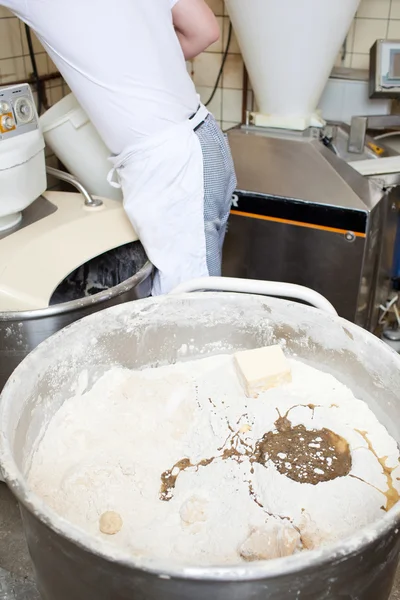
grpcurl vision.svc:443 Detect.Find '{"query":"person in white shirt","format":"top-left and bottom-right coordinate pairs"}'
top-left (2, 0), bottom-right (237, 294)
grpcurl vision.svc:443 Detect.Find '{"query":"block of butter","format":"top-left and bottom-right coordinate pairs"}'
top-left (234, 345), bottom-right (292, 398)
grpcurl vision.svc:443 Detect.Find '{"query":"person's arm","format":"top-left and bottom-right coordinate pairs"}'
top-left (172, 0), bottom-right (220, 60)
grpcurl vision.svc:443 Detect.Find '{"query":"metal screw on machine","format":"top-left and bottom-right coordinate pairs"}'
top-left (345, 231), bottom-right (356, 243)
top-left (46, 167), bottom-right (103, 208)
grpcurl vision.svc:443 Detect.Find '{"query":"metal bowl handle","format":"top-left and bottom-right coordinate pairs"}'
top-left (170, 277), bottom-right (338, 316)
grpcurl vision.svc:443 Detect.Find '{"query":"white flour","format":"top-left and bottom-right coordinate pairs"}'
top-left (28, 355), bottom-right (400, 566)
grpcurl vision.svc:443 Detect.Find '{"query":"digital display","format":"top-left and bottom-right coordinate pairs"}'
top-left (371, 40), bottom-right (400, 97)
top-left (389, 50), bottom-right (400, 79)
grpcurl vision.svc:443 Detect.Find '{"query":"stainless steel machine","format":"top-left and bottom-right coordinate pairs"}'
top-left (222, 0), bottom-right (400, 331)
top-left (223, 126), bottom-right (399, 330)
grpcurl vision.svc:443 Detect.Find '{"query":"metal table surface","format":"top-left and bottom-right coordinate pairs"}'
top-left (0, 482), bottom-right (399, 599)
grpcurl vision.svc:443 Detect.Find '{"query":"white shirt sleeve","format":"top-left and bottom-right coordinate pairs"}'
top-left (170, 0), bottom-right (180, 7)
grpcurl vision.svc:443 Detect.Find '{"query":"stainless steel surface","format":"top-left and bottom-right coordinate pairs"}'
top-left (0, 247), bottom-right (153, 392)
top-left (46, 166), bottom-right (102, 208)
top-left (328, 123), bottom-right (398, 163)
top-left (370, 39), bottom-right (383, 99)
top-left (0, 482), bottom-right (39, 599)
top-left (365, 187), bottom-right (400, 329)
top-left (0, 478), bottom-right (399, 599)
top-left (383, 327), bottom-right (400, 341)
top-left (223, 214), bottom-right (366, 323)
top-left (224, 126), bottom-right (396, 330)
top-left (349, 115), bottom-right (400, 154)
top-left (1, 293), bottom-right (400, 599)
top-left (348, 116), bottom-right (370, 154)
top-left (0, 480), bottom-right (399, 600)
top-left (0, 196), bottom-right (57, 241)
top-left (228, 126), bottom-right (382, 211)
top-left (331, 66), bottom-right (370, 82)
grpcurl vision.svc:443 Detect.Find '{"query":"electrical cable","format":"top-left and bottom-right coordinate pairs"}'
top-left (374, 131), bottom-right (400, 141)
top-left (205, 23), bottom-right (232, 107)
top-left (24, 24), bottom-right (44, 115)
top-left (379, 295), bottom-right (399, 325)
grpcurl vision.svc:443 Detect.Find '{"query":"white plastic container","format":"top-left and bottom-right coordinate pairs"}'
top-left (40, 94), bottom-right (122, 201)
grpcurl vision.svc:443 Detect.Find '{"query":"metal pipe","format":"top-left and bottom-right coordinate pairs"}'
top-left (5, 72), bottom-right (62, 88)
top-left (241, 66), bottom-right (248, 124)
top-left (46, 167), bottom-right (103, 208)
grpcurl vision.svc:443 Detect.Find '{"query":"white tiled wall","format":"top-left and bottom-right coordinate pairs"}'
top-left (190, 0), bottom-right (244, 131)
top-left (343, 0), bottom-right (400, 69)
top-left (1, 0), bottom-right (400, 138)
top-left (0, 7), bottom-right (67, 109)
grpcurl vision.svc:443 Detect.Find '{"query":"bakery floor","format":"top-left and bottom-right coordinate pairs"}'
top-left (0, 481), bottom-right (399, 600)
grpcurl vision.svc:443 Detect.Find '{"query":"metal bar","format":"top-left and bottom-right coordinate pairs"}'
top-left (4, 72), bottom-right (62, 87)
top-left (348, 116), bottom-right (368, 154)
top-left (241, 67), bottom-right (248, 125)
top-left (46, 167), bottom-right (103, 208)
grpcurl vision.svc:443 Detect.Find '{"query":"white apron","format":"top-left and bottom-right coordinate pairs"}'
top-left (108, 102), bottom-right (209, 296)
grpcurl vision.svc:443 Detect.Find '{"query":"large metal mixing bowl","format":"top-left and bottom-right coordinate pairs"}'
top-left (0, 242), bottom-right (153, 391)
top-left (1, 291), bottom-right (400, 600)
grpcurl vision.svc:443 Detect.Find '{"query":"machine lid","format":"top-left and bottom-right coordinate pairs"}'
top-left (225, 0), bottom-right (361, 130)
top-left (0, 191), bottom-right (139, 312)
top-left (227, 127), bottom-right (383, 214)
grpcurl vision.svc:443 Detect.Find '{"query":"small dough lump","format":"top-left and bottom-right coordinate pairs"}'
top-left (239, 518), bottom-right (301, 561)
top-left (99, 511), bottom-right (123, 535)
top-left (180, 496), bottom-right (208, 525)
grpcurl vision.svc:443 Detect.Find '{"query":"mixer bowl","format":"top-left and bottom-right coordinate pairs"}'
top-left (1, 292), bottom-right (400, 600)
top-left (0, 241), bottom-right (153, 392)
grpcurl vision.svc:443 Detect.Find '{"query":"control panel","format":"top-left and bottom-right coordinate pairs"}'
top-left (370, 40), bottom-right (400, 99)
top-left (0, 84), bottom-right (39, 140)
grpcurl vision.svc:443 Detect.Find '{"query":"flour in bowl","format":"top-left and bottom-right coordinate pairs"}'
top-left (28, 354), bottom-right (400, 566)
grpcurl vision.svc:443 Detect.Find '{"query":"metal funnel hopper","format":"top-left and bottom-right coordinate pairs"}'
top-left (225, 0), bottom-right (361, 130)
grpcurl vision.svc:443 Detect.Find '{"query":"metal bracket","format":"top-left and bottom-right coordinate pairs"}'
top-left (348, 115), bottom-right (400, 154)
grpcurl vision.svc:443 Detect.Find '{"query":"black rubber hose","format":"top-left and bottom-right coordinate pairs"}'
top-left (205, 23), bottom-right (233, 107)
top-left (24, 24), bottom-right (43, 115)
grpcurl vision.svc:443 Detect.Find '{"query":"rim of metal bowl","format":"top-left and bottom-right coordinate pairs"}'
top-left (1, 294), bottom-right (400, 582)
top-left (0, 260), bottom-right (153, 321)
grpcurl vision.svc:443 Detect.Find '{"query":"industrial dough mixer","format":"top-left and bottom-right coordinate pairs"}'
top-left (0, 83), bottom-right (153, 391)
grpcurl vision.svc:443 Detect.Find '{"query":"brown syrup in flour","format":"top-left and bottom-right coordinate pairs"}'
top-left (253, 413), bottom-right (352, 485)
top-left (159, 404), bottom-right (399, 512)
top-left (351, 430), bottom-right (400, 511)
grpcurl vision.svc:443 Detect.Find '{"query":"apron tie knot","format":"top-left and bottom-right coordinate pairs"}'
top-left (107, 166), bottom-right (122, 189)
